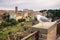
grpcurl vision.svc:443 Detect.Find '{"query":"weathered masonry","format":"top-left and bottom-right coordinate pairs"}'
top-left (30, 21), bottom-right (57, 40)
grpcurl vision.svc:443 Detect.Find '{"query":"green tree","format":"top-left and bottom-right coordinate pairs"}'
top-left (40, 9), bottom-right (60, 21)
top-left (0, 19), bottom-right (18, 28)
top-left (9, 19), bottom-right (18, 26)
top-left (23, 26), bottom-right (28, 31)
top-left (2, 13), bottom-right (10, 21)
top-left (1, 21), bottom-right (9, 27)
top-left (48, 9), bottom-right (60, 20)
top-left (40, 10), bottom-right (47, 12)
top-left (18, 19), bottom-right (25, 22)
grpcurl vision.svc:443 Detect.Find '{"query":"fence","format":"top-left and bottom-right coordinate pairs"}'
top-left (21, 31), bottom-right (39, 40)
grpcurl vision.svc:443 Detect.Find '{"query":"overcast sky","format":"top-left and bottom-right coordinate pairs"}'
top-left (0, 0), bottom-right (60, 11)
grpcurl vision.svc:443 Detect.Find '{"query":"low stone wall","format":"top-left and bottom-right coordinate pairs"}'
top-left (57, 23), bottom-right (60, 35)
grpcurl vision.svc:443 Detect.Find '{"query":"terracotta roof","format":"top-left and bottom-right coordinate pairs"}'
top-left (0, 10), bottom-right (15, 15)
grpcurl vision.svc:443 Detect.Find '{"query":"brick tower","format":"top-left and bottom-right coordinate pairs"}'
top-left (15, 6), bottom-right (18, 14)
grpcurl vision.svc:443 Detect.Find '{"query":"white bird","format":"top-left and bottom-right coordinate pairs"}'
top-left (35, 15), bottom-right (52, 27)
top-left (36, 15), bottom-right (50, 22)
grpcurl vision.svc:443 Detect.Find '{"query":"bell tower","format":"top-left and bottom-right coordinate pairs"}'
top-left (15, 6), bottom-right (18, 14)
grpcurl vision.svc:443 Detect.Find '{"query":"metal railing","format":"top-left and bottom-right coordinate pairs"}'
top-left (21, 31), bottom-right (39, 40)
top-left (56, 19), bottom-right (60, 24)
top-left (56, 19), bottom-right (60, 36)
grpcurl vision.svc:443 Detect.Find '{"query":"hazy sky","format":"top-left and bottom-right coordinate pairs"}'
top-left (0, 0), bottom-right (60, 10)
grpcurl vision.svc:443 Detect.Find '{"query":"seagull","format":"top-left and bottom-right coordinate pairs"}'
top-left (35, 15), bottom-right (51, 27)
top-left (36, 15), bottom-right (50, 22)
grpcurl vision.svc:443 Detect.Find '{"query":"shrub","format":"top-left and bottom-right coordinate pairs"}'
top-left (18, 19), bottom-right (25, 22)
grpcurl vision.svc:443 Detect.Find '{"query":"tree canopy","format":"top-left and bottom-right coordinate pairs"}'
top-left (40, 9), bottom-right (60, 20)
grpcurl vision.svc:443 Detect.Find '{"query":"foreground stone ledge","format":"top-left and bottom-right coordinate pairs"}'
top-left (30, 21), bottom-right (57, 40)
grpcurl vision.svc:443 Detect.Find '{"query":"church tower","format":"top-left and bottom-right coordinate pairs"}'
top-left (15, 6), bottom-right (18, 14)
